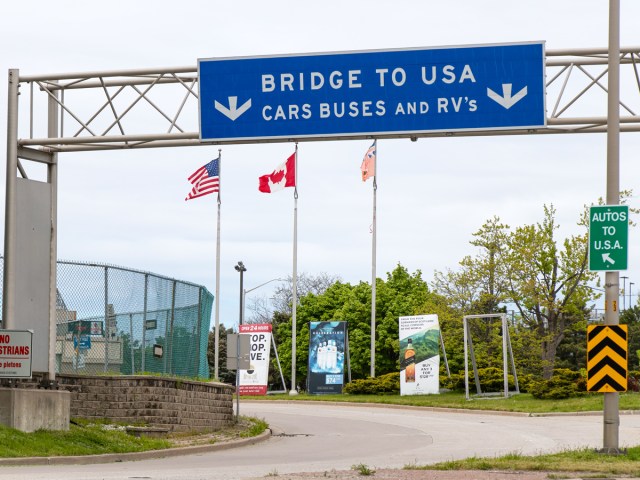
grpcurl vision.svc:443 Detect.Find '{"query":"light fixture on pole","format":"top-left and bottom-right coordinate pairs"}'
top-left (234, 261), bottom-right (247, 325)
top-left (621, 276), bottom-right (628, 310)
top-left (243, 277), bottom-right (283, 325)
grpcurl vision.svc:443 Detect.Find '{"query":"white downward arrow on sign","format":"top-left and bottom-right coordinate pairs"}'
top-left (487, 84), bottom-right (528, 109)
top-left (214, 96), bottom-right (252, 121)
top-left (602, 253), bottom-right (615, 265)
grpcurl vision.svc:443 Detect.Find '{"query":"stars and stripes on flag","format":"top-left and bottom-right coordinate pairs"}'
top-left (185, 157), bottom-right (220, 201)
top-left (361, 141), bottom-right (376, 182)
top-left (258, 152), bottom-right (296, 193)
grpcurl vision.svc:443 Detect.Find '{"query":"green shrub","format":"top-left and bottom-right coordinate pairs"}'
top-left (628, 370), bottom-right (640, 392)
top-left (529, 368), bottom-right (586, 399)
top-left (343, 372), bottom-right (400, 395)
top-left (441, 367), bottom-right (520, 393)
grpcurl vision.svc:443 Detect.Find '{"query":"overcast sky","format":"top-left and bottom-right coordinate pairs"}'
top-left (2, 1), bottom-right (640, 330)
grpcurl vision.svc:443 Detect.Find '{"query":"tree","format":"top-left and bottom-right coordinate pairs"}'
top-left (433, 216), bottom-right (510, 314)
top-left (433, 206), bottom-right (599, 380)
top-left (245, 272), bottom-right (340, 324)
top-left (271, 264), bottom-right (455, 386)
top-left (504, 205), bottom-right (597, 378)
top-left (207, 323), bottom-right (235, 384)
top-left (620, 305), bottom-right (640, 371)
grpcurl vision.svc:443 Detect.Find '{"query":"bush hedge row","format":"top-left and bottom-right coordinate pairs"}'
top-left (343, 368), bottom-right (640, 398)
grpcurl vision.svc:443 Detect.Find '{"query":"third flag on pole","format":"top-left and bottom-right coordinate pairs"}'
top-left (361, 141), bottom-right (376, 182)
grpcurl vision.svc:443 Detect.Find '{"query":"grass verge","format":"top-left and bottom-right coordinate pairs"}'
top-left (407, 446), bottom-right (640, 477)
top-left (248, 391), bottom-right (640, 413)
top-left (0, 416), bottom-right (267, 458)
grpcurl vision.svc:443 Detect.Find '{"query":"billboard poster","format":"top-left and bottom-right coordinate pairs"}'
top-left (308, 321), bottom-right (347, 394)
top-left (238, 323), bottom-right (272, 396)
top-left (399, 315), bottom-right (440, 395)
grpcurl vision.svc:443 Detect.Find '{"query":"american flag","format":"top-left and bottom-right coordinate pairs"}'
top-left (185, 157), bottom-right (220, 201)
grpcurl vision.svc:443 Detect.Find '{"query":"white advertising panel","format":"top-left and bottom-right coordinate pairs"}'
top-left (238, 324), bottom-right (272, 395)
top-left (399, 315), bottom-right (440, 395)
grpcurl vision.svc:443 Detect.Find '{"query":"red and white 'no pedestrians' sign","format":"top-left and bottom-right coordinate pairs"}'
top-left (0, 330), bottom-right (33, 378)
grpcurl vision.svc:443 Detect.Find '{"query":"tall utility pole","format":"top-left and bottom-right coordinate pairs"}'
top-left (603, 0), bottom-right (621, 453)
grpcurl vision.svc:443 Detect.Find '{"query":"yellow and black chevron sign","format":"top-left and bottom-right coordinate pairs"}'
top-left (587, 325), bottom-right (628, 392)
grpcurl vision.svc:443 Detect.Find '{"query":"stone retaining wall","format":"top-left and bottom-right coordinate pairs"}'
top-left (57, 374), bottom-right (234, 432)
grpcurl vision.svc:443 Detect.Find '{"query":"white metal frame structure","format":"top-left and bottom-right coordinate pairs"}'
top-left (463, 314), bottom-right (519, 401)
top-left (7, 47), bottom-right (640, 155)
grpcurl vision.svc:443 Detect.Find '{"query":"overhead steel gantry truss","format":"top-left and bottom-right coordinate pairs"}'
top-left (9, 46), bottom-right (640, 157)
top-left (3, 46), bottom-right (639, 381)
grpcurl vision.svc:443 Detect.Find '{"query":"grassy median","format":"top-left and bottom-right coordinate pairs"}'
top-left (411, 446), bottom-right (640, 477)
top-left (0, 417), bottom-right (267, 458)
top-left (247, 391), bottom-right (640, 413)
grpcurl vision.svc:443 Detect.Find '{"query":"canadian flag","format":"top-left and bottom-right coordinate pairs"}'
top-left (258, 152), bottom-right (296, 193)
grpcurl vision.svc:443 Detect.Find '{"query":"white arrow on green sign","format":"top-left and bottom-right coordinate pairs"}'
top-left (589, 205), bottom-right (629, 271)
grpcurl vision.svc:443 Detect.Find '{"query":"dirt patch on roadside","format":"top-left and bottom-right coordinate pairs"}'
top-left (167, 418), bottom-right (258, 447)
top-left (256, 469), bottom-right (580, 479)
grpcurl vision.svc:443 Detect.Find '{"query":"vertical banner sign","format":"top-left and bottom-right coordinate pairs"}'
top-left (238, 324), bottom-right (272, 396)
top-left (587, 325), bottom-right (628, 392)
top-left (399, 315), bottom-right (440, 395)
top-left (0, 330), bottom-right (33, 378)
top-left (308, 321), bottom-right (347, 394)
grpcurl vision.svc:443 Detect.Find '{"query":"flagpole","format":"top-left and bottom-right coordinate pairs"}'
top-left (370, 140), bottom-right (377, 378)
top-left (290, 143), bottom-right (299, 395)
top-left (214, 149), bottom-right (222, 379)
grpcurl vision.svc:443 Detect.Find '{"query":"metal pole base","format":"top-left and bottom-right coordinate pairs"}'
top-left (595, 447), bottom-right (627, 455)
top-left (288, 389), bottom-right (299, 396)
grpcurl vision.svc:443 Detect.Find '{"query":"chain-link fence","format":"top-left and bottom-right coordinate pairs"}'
top-left (0, 257), bottom-right (211, 378)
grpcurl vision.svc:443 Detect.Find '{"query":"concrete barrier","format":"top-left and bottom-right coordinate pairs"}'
top-left (0, 388), bottom-right (70, 432)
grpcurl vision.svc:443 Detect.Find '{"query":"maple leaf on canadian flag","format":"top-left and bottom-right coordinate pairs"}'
top-left (258, 153), bottom-right (296, 193)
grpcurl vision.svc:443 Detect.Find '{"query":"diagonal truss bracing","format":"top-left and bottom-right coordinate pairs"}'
top-left (12, 47), bottom-right (640, 153)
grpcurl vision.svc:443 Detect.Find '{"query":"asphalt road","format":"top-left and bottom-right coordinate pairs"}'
top-left (1, 402), bottom-right (640, 479)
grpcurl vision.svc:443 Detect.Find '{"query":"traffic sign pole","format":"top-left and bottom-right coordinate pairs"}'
top-left (603, 0), bottom-right (620, 454)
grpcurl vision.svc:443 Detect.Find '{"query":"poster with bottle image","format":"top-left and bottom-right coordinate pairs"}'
top-left (308, 321), bottom-right (346, 394)
top-left (238, 323), bottom-right (272, 396)
top-left (399, 314), bottom-right (440, 395)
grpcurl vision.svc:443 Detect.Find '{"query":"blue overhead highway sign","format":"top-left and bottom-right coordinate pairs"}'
top-left (198, 42), bottom-right (546, 142)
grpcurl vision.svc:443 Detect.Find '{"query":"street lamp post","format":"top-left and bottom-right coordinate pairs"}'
top-left (243, 277), bottom-right (283, 325)
top-left (235, 261), bottom-right (247, 325)
top-left (621, 276), bottom-right (628, 310)
top-left (233, 261), bottom-right (246, 421)
top-left (630, 282), bottom-right (634, 310)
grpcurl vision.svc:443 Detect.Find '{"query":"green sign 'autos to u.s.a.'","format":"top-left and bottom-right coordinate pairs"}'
top-left (588, 205), bottom-right (629, 272)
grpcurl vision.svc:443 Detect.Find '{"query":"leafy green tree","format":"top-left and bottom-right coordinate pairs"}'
top-left (504, 205), bottom-right (597, 379)
top-left (433, 206), bottom-right (599, 380)
top-left (207, 323), bottom-right (235, 384)
top-left (433, 216), bottom-right (510, 314)
top-left (620, 305), bottom-right (640, 371)
top-left (271, 264), bottom-right (454, 387)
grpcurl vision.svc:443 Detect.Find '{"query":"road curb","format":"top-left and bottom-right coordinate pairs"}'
top-left (245, 399), bottom-right (640, 418)
top-left (0, 429), bottom-right (271, 466)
